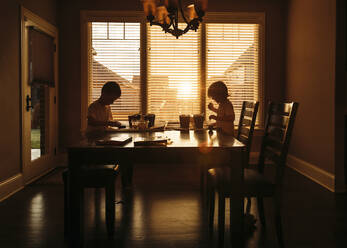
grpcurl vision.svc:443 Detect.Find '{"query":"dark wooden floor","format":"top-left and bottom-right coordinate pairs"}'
top-left (0, 163), bottom-right (346, 248)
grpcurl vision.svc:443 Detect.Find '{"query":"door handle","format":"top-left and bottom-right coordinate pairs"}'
top-left (26, 95), bottom-right (33, 112)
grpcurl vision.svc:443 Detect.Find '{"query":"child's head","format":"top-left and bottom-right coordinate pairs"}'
top-left (208, 81), bottom-right (229, 103)
top-left (100, 81), bottom-right (121, 105)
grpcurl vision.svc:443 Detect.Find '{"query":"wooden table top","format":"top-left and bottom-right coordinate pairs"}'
top-left (69, 130), bottom-right (245, 150)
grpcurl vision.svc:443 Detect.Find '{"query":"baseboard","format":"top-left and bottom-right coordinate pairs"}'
top-left (250, 152), bottom-right (335, 192)
top-left (286, 155), bottom-right (335, 192)
top-left (25, 167), bottom-right (56, 186)
top-left (0, 174), bottom-right (24, 202)
top-left (0, 154), bottom-right (68, 202)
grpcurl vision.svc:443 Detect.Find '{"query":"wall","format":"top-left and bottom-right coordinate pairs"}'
top-left (334, 0), bottom-right (346, 191)
top-left (58, 0), bottom-right (287, 149)
top-left (285, 0), bottom-right (336, 175)
top-left (0, 0), bottom-right (56, 183)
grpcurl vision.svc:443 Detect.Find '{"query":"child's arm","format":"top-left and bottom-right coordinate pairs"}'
top-left (210, 115), bottom-right (235, 122)
top-left (107, 108), bottom-right (122, 127)
top-left (87, 117), bottom-right (122, 128)
top-left (108, 120), bottom-right (122, 127)
top-left (208, 103), bottom-right (218, 113)
top-left (209, 104), bottom-right (235, 122)
top-left (209, 114), bottom-right (218, 121)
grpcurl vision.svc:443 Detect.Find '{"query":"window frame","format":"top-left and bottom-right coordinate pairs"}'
top-left (81, 11), bottom-right (265, 130)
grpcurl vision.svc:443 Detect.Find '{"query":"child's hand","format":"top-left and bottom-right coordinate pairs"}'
top-left (208, 103), bottom-right (215, 111)
top-left (209, 114), bottom-right (217, 120)
top-left (108, 121), bottom-right (122, 127)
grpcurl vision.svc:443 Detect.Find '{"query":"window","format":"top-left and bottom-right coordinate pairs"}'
top-left (147, 24), bottom-right (200, 121)
top-left (206, 23), bottom-right (260, 124)
top-left (87, 13), bottom-right (263, 125)
top-left (90, 22), bottom-right (141, 120)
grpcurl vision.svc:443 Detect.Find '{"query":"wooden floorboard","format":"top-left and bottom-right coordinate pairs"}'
top-left (0, 164), bottom-right (345, 248)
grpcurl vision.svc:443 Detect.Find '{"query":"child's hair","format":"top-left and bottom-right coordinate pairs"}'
top-left (208, 81), bottom-right (229, 99)
top-left (101, 81), bottom-right (121, 96)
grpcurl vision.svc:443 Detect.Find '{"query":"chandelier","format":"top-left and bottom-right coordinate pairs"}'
top-left (141, 0), bottom-right (208, 38)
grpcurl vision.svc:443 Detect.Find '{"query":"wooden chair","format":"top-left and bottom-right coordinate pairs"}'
top-left (203, 101), bottom-right (259, 195)
top-left (207, 102), bottom-right (299, 247)
top-left (236, 101), bottom-right (260, 167)
top-left (62, 164), bottom-right (119, 238)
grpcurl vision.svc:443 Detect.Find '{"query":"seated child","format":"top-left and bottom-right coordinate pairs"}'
top-left (87, 81), bottom-right (133, 187)
top-left (207, 81), bottom-right (235, 136)
top-left (87, 81), bottom-right (122, 133)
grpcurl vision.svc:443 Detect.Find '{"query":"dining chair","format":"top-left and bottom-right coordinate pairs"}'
top-left (202, 101), bottom-right (259, 195)
top-left (207, 102), bottom-right (298, 248)
top-left (236, 101), bottom-right (260, 167)
top-left (62, 164), bottom-right (119, 237)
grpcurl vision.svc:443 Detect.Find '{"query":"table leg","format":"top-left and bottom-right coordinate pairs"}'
top-left (200, 164), bottom-right (207, 196)
top-left (68, 172), bottom-right (84, 248)
top-left (230, 150), bottom-right (245, 248)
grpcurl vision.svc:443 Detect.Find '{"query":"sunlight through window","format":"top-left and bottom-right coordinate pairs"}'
top-left (90, 22), bottom-right (141, 120)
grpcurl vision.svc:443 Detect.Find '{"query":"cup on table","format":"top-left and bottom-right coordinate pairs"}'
top-left (128, 114), bottom-right (140, 128)
top-left (144, 114), bottom-right (155, 128)
top-left (179, 115), bottom-right (191, 129)
top-left (137, 119), bottom-right (149, 130)
top-left (193, 114), bottom-right (204, 129)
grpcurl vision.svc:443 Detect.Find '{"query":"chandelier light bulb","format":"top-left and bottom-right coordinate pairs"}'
top-left (156, 6), bottom-right (170, 24)
top-left (187, 4), bottom-right (197, 20)
top-left (142, 0), bottom-right (157, 17)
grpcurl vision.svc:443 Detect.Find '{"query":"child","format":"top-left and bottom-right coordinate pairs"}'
top-left (207, 81), bottom-right (235, 136)
top-left (86, 81), bottom-right (122, 133)
top-left (87, 81), bottom-right (133, 187)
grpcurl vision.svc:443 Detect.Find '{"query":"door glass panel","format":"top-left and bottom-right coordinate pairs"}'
top-left (30, 85), bottom-right (48, 161)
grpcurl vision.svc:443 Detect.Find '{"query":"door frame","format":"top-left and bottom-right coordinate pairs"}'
top-left (21, 7), bottom-right (59, 183)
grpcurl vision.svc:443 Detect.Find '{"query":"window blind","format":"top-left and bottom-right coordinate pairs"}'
top-left (28, 27), bottom-right (55, 87)
top-left (147, 24), bottom-right (200, 122)
top-left (90, 22), bottom-right (141, 120)
top-left (88, 19), bottom-right (262, 125)
top-left (206, 23), bottom-right (259, 124)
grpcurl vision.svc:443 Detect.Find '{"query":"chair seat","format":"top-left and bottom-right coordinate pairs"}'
top-left (81, 164), bottom-right (119, 174)
top-left (63, 164), bottom-right (119, 187)
top-left (208, 167), bottom-right (275, 197)
top-left (81, 164), bottom-right (119, 186)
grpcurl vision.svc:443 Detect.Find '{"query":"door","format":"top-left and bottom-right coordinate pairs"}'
top-left (21, 7), bottom-right (58, 183)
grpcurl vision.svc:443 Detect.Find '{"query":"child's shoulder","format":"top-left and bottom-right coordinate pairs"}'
top-left (220, 99), bottom-right (233, 107)
top-left (88, 100), bottom-right (105, 110)
top-left (227, 99), bottom-right (234, 106)
top-left (89, 100), bottom-right (99, 108)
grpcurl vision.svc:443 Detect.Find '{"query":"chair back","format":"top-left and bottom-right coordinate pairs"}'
top-left (236, 101), bottom-right (259, 166)
top-left (258, 102), bottom-right (299, 188)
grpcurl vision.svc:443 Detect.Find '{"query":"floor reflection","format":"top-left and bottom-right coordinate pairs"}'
top-left (80, 163), bottom-right (206, 247)
top-left (28, 193), bottom-right (45, 246)
top-left (0, 163), bottom-right (340, 248)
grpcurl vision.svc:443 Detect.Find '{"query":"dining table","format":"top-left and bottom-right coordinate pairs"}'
top-left (67, 129), bottom-right (246, 247)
